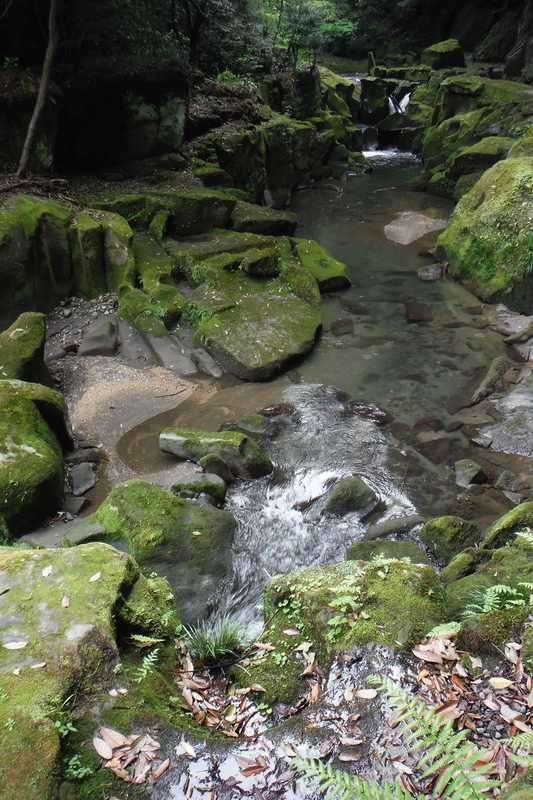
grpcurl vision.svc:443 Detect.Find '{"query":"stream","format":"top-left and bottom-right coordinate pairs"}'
top-left (118, 150), bottom-right (508, 631)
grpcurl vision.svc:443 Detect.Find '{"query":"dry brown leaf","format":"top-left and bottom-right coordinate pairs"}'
top-left (249, 683), bottom-right (266, 693)
top-left (392, 760), bottom-right (414, 775)
top-left (338, 751), bottom-right (361, 762)
top-left (489, 678), bottom-right (514, 690)
top-left (412, 647), bottom-right (443, 664)
top-left (100, 727), bottom-right (130, 749)
top-left (356, 689), bottom-right (377, 700)
top-left (309, 682), bottom-right (321, 703)
top-left (93, 737), bottom-right (113, 760)
top-left (151, 758), bottom-right (170, 782)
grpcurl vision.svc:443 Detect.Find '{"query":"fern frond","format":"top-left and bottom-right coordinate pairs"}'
top-left (133, 646), bottom-right (160, 683)
top-left (292, 756), bottom-right (416, 800)
top-left (504, 731), bottom-right (533, 767)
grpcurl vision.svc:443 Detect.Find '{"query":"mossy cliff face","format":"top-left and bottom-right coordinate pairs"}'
top-left (421, 76), bottom-right (533, 195)
top-left (0, 194), bottom-right (132, 328)
top-left (234, 559), bottom-right (444, 704)
top-left (421, 39), bottom-right (465, 69)
top-left (437, 157), bottom-right (533, 311)
top-left (0, 543), bottom-right (175, 800)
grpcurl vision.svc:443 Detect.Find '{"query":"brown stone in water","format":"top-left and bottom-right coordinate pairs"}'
top-left (413, 417), bottom-right (443, 431)
top-left (417, 438), bottom-right (451, 464)
top-left (331, 318), bottom-right (354, 336)
top-left (404, 299), bottom-right (433, 323)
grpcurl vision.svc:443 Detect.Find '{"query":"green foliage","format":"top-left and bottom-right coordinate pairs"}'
top-left (184, 616), bottom-right (244, 665)
top-left (1, 55), bottom-right (19, 70)
top-left (295, 675), bottom-right (528, 799)
top-left (181, 302), bottom-right (215, 329)
top-left (63, 754), bottom-right (94, 781)
top-left (515, 527), bottom-right (533, 547)
top-left (133, 647), bottom-right (160, 684)
top-left (426, 621), bottom-right (461, 638)
top-left (463, 583), bottom-right (533, 617)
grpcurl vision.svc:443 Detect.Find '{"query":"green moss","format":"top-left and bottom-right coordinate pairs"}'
top-left (231, 200), bottom-right (297, 236)
top-left (458, 606), bottom-right (529, 655)
top-left (421, 39), bottom-right (465, 70)
top-left (95, 479), bottom-right (236, 563)
top-left (324, 475), bottom-right (377, 516)
top-left (0, 312), bottom-right (47, 382)
top-left (441, 547), bottom-right (489, 583)
top-left (0, 379), bottom-right (71, 450)
top-left (0, 394), bottom-right (63, 534)
top-left (445, 538), bottom-right (533, 617)
top-left (69, 212), bottom-right (107, 298)
top-left (419, 516), bottom-right (482, 563)
top-left (449, 136), bottom-right (514, 179)
top-left (483, 502), bottom-right (533, 549)
top-left (509, 126), bottom-right (533, 159)
top-left (346, 539), bottom-right (430, 563)
top-left (293, 238), bottom-right (350, 292)
top-left (159, 427), bottom-right (273, 478)
top-left (118, 572), bottom-right (178, 637)
top-left (437, 158), bottom-right (533, 311)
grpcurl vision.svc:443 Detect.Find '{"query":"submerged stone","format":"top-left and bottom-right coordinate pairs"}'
top-left (454, 459), bottom-right (487, 489)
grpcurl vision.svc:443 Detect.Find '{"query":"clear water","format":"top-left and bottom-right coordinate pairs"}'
top-left (118, 153), bottom-right (507, 629)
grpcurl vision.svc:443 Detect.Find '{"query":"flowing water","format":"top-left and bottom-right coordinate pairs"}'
top-left (118, 151), bottom-right (507, 630)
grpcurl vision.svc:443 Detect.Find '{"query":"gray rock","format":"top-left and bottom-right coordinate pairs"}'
top-left (324, 475), bottom-right (379, 518)
top-left (172, 471), bottom-right (226, 502)
top-left (479, 370), bottom-right (533, 457)
top-left (78, 316), bottom-right (119, 356)
top-left (65, 447), bottom-right (102, 465)
top-left (364, 514), bottom-right (425, 541)
top-left (191, 348), bottom-right (223, 378)
top-left (454, 458), bottom-right (486, 488)
top-left (146, 334), bottom-right (197, 376)
top-left (470, 356), bottom-right (508, 405)
top-left (70, 463), bottom-right (97, 496)
top-left (62, 496), bottom-right (87, 516)
top-left (417, 264), bottom-right (442, 281)
top-left (20, 518), bottom-right (106, 548)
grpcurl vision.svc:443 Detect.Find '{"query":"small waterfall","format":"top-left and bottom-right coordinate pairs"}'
top-left (400, 91), bottom-right (412, 113)
top-left (388, 92), bottom-right (411, 116)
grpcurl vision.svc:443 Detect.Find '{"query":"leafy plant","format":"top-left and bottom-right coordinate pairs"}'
top-left (64, 754), bottom-right (94, 781)
top-left (294, 675), bottom-right (533, 799)
top-left (426, 621), bottom-right (461, 638)
top-left (515, 527), bottom-right (533, 547)
top-left (1, 55), bottom-right (19, 70)
top-left (133, 647), bottom-right (160, 684)
top-left (184, 617), bottom-right (244, 666)
top-left (463, 583), bottom-right (533, 617)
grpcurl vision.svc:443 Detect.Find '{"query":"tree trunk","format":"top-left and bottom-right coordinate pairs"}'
top-left (16, 0), bottom-right (59, 177)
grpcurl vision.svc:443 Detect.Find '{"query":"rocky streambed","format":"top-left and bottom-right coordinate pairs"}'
top-left (1, 134), bottom-right (533, 799)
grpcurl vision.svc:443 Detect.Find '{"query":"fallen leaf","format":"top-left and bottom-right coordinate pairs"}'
top-left (41, 566), bottom-right (53, 577)
top-left (99, 727), bottom-right (130, 749)
top-left (177, 738), bottom-right (196, 758)
top-left (192, 531), bottom-right (203, 537)
top-left (93, 737), bottom-right (113, 760)
top-left (356, 689), bottom-right (377, 700)
top-left (151, 758), bottom-right (170, 782)
top-left (309, 682), bottom-right (321, 703)
top-left (61, 595), bottom-right (70, 608)
top-left (294, 641), bottom-right (313, 653)
top-left (3, 641), bottom-right (27, 650)
top-left (30, 662), bottom-right (46, 670)
top-left (344, 686), bottom-right (355, 702)
top-left (392, 760), bottom-right (414, 775)
top-left (250, 683), bottom-right (266, 693)
top-left (89, 572), bottom-right (101, 582)
top-left (412, 647), bottom-right (443, 664)
top-left (489, 678), bottom-right (514, 690)
top-left (338, 751), bottom-right (361, 762)
top-left (283, 628), bottom-right (299, 636)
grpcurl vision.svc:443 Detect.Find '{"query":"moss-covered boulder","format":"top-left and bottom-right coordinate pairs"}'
top-left (482, 502), bottom-right (533, 549)
top-left (445, 535), bottom-right (533, 618)
top-left (459, 606), bottom-right (530, 655)
top-left (324, 475), bottom-right (378, 517)
top-left (0, 379), bottom-right (72, 450)
top-left (0, 312), bottom-right (48, 383)
top-left (293, 238), bottom-right (350, 292)
top-left (346, 538), bottom-right (430, 563)
top-left (448, 136), bottom-right (514, 179)
top-left (508, 126), bottom-right (533, 158)
top-left (0, 542), bottom-right (174, 800)
top-left (421, 39), bottom-right (465, 69)
top-left (231, 200), bottom-right (297, 236)
top-left (234, 559), bottom-right (443, 704)
top-left (0, 393), bottom-right (64, 535)
top-left (419, 516), bottom-right (482, 563)
top-left (197, 292), bottom-right (321, 380)
top-left (95, 188), bottom-right (236, 236)
top-left (441, 547), bottom-right (488, 583)
top-left (93, 480), bottom-right (235, 619)
top-left (437, 158), bottom-right (533, 311)
top-left (160, 427), bottom-right (272, 479)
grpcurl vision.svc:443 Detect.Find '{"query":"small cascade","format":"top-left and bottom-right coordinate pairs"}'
top-left (388, 95), bottom-right (400, 114)
top-left (400, 91), bottom-right (412, 113)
